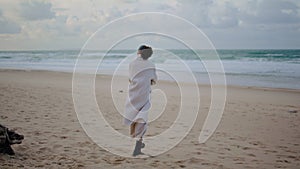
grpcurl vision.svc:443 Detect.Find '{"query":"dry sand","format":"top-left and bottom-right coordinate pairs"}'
top-left (0, 69), bottom-right (299, 168)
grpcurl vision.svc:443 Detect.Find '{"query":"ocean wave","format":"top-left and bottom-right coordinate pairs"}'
top-left (0, 49), bottom-right (300, 89)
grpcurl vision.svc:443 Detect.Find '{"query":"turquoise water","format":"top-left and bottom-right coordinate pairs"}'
top-left (0, 49), bottom-right (299, 89)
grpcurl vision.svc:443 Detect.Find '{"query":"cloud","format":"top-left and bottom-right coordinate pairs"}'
top-left (239, 0), bottom-right (300, 25)
top-left (0, 8), bottom-right (21, 34)
top-left (130, 1), bottom-right (176, 13)
top-left (19, 1), bottom-right (55, 20)
top-left (174, 0), bottom-right (300, 29)
top-left (0, 0), bottom-right (299, 49)
top-left (207, 1), bottom-right (239, 28)
top-left (174, 0), bottom-right (240, 28)
top-left (0, 18), bottom-right (21, 34)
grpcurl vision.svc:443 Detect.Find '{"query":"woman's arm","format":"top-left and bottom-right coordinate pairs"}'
top-left (151, 68), bottom-right (157, 85)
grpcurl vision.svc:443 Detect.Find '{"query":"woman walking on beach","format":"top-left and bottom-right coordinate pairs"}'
top-left (124, 45), bottom-right (157, 156)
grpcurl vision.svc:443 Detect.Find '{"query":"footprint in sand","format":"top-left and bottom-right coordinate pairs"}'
top-left (102, 156), bottom-right (126, 165)
top-left (53, 144), bottom-right (62, 149)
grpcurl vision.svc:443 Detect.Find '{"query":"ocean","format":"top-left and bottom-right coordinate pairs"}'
top-left (0, 49), bottom-right (299, 89)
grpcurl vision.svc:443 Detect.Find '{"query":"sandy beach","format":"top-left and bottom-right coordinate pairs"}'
top-left (0, 69), bottom-right (299, 168)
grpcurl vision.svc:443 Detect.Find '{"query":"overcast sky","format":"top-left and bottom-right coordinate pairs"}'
top-left (0, 0), bottom-right (299, 50)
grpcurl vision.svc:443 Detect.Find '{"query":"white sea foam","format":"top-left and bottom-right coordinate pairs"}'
top-left (0, 49), bottom-right (299, 89)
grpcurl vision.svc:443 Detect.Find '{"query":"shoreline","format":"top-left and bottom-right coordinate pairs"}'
top-left (1, 68), bottom-right (300, 93)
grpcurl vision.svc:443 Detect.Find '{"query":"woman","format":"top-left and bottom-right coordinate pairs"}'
top-left (124, 45), bottom-right (157, 156)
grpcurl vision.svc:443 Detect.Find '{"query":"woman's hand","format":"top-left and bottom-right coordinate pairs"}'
top-left (151, 79), bottom-right (156, 85)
